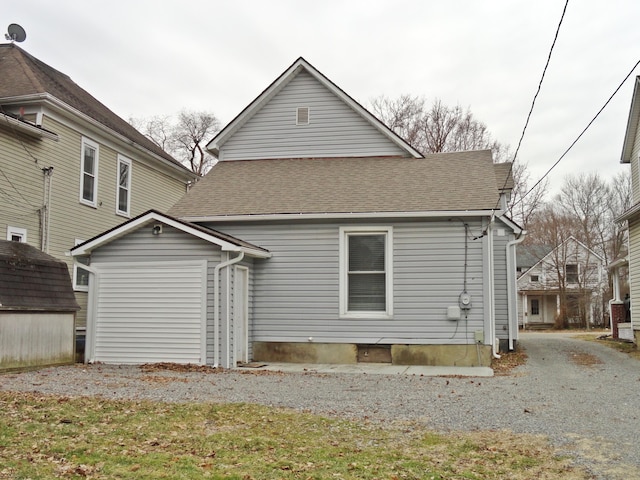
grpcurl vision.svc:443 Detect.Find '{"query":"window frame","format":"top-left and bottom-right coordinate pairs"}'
top-left (6, 226), bottom-right (27, 242)
top-left (531, 298), bottom-right (540, 315)
top-left (116, 154), bottom-right (132, 217)
top-left (565, 263), bottom-right (579, 284)
top-left (339, 226), bottom-right (393, 319)
top-left (79, 137), bottom-right (99, 207)
top-left (73, 239), bottom-right (90, 292)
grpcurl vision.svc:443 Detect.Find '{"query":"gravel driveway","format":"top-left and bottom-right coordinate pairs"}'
top-left (2, 332), bottom-right (638, 479)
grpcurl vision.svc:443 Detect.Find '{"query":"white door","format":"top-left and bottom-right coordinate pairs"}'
top-left (529, 297), bottom-right (541, 322)
top-left (92, 261), bottom-right (207, 365)
top-left (234, 266), bottom-right (249, 364)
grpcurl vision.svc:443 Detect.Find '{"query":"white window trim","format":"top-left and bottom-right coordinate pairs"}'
top-left (79, 137), bottom-right (99, 208)
top-left (339, 226), bottom-right (393, 319)
top-left (73, 238), bottom-right (90, 292)
top-left (6, 226), bottom-right (27, 242)
top-left (116, 154), bottom-right (132, 217)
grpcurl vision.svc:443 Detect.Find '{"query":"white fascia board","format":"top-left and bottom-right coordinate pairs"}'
top-left (180, 209), bottom-right (498, 223)
top-left (616, 201), bottom-right (640, 223)
top-left (0, 112), bottom-right (59, 140)
top-left (3, 94), bottom-right (196, 182)
top-left (206, 58), bottom-right (422, 159)
top-left (621, 76), bottom-right (640, 163)
top-left (71, 211), bottom-right (269, 258)
top-left (206, 62), bottom-right (302, 156)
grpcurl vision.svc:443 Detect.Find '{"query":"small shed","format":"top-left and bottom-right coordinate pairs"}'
top-left (0, 240), bottom-right (79, 371)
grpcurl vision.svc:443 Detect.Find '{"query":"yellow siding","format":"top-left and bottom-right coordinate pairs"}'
top-left (0, 127), bottom-right (49, 247)
top-left (1, 113), bottom-right (191, 330)
top-left (632, 125), bottom-right (640, 204)
top-left (629, 218), bottom-right (640, 330)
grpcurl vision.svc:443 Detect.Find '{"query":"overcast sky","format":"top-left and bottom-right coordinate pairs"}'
top-left (4, 0), bottom-right (639, 196)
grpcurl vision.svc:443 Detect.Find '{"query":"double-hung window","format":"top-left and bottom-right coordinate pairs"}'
top-left (80, 137), bottom-right (99, 207)
top-left (339, 226), bottom-right (393, 318)
top-left (116, 155), bottom-right (132, 216)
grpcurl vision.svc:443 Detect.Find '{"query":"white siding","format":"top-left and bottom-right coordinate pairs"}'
top-left (209, 219), bottom-right (487, 345)
top-left (89, 225), bottom-right (226, 365)
top-left (221, 71), bottom-right (408, 160)
top-left (93, 261), bottom-right (206, 364)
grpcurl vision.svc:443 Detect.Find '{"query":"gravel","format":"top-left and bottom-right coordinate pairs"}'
top-left (2, 332), bottom-right (638, 479)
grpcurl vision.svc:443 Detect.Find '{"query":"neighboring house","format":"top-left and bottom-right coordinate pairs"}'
top-left (0, 44), bottom-right (197, 340)
top-left (517, 237), bottom-right (605, 329)
top-left (0, 240), bottom-right (79, 371)
top-left (72, 57), bottom-right (523, 368)
top-left (618, 75), bottom-right (640, 344)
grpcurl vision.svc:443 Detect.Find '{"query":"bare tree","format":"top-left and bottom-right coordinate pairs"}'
top-left (370, 94), bottom-right (543, 226)
top-left (130, 110), bottom-right (220, 176)
top-left (370, 94), bottom-right (510, 160)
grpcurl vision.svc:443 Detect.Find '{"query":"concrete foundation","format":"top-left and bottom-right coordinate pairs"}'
top-left (253, 342), bottom-right (492, 367)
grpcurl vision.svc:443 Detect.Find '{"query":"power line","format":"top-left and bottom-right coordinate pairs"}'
top-left (517, 57), bottom-right (640, 206)
top-left (494, 0), bottom-right (569, 214)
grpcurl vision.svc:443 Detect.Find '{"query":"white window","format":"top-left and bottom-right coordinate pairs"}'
top-left (73, 239), bottom-right (90, 292)
top-left (339, 226), bottom-right (393, 318)
top-left (565, 264), bottom-right (578, 283)
top-left (80, 137), bottom-right (99, 207)
top-left (116, 155), bottom-right (132, 217)
top-left (6, 226), bottom-right (27, 242)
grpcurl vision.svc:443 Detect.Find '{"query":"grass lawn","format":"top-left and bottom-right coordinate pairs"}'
top-left (0, 390), bottom-right (590, 479)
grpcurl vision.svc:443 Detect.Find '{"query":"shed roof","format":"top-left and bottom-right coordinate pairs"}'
top-left (0, 240), bottom-right (79, 311)
top-left (170, 150), bottom-right (512, 219)
top-left (0, 43), bottom-right (194, 177)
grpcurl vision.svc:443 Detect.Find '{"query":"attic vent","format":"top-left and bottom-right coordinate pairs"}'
top-left (296, 107), bottom-right (309, 125)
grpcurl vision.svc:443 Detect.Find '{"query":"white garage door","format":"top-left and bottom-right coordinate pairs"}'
top-left (93, 261), bottom-right (207, 365)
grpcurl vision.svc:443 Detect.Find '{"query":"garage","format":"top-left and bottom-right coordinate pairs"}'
top-left (71, 210), bottom-right (271, 368)
top-left (92, 261), bottom-right (207, 365)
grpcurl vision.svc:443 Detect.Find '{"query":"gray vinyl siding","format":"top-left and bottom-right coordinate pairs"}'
top-left (220, 71), bottom-right (408, 160)
top-left (208, 219), bottom-right (487, 345)
top-left (492, 226), bottom-right (511, 340)
top-left (90, 225), bottom-right (224, 364)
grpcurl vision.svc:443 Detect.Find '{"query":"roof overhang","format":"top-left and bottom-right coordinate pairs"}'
top-left (181, 209), bottom-right (502, 223)
top-left (621, 76), bottom-right (640, 164)
top-left (0, 112), bottom-right (58, 140)
top-left (71, 210), bottom-right (271, 259)
top-left (206, 57), bottom-right (423, 159)
top-left (1, 94), bottom-right (197, 183)
top-left (615, 201), bottom-right (640, 223)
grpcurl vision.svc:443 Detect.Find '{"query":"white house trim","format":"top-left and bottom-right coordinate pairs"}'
top-left (71, 210), bottom-right (271, 259)
top-left (206, 57), bottom-right (423, 160)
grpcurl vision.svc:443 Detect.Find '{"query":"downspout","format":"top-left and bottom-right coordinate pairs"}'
top-left (213, 251), bottom-right (245, 368)
top-left (41, 167), bottom-right (53, 252)
top-left (506, 231), bottom-right (527, 351)
top-left (486, 220), bottom-right (500, 359)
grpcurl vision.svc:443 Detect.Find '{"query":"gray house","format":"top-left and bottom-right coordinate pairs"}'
top-left (72, 58), bottom-right (523, 368)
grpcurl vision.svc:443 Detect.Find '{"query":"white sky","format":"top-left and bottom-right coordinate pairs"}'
top-left (4, 0), bottom-right (639, 196)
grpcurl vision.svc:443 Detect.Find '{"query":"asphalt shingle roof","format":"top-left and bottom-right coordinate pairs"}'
top-left (170, 150), bottom-right (512, 218)
top-left (0, 43), bottom-right (189, 172)
top-left (0, 240), bottom-right (79, 311)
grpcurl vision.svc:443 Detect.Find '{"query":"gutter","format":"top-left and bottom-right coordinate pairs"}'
top-left (506, 231), bottom-right (527, 351)
top-left (486, 219), bottom-right (500, 359)
top-left (213, 252), bottom-right (245, 368)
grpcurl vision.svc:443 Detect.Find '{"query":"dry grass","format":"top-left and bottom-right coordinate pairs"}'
top-left (491, 346), bottom-right (528, 376)
top-left (0, 391), bottom-right (591, 479)
top-left (574, 333), bottom-right (640, 361)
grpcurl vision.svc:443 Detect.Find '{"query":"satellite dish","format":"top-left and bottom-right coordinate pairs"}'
top-left (5, 24), bottom-right (26, 43)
